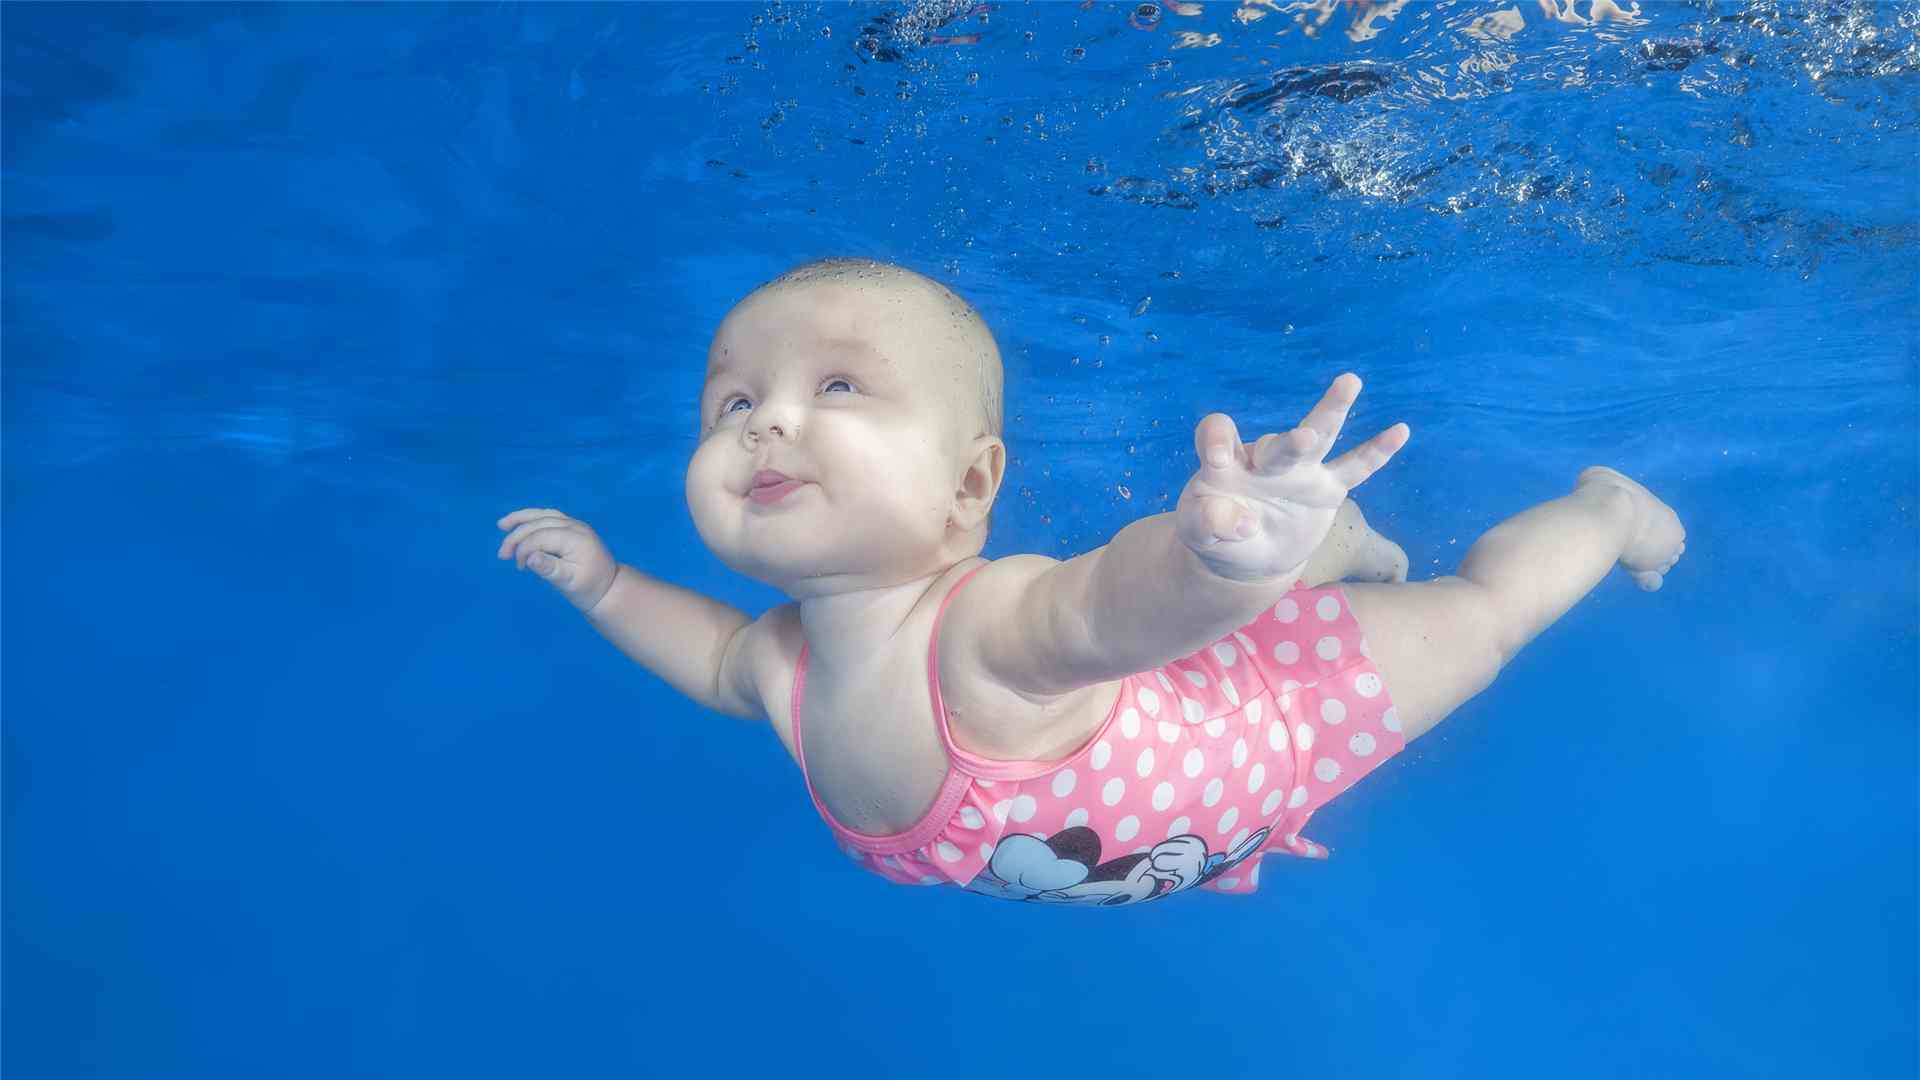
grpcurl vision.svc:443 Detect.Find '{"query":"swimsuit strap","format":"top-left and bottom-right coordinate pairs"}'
top-left (787, 565), bottom-right (987, 855)
top-left (926, 564), bottom-right (1106, 782)
top-left (925, 563), bottom-right (991, 768)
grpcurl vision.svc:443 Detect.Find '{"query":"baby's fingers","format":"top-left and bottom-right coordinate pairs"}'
top-left (508, 524), bottom-right (586, 570)
top-left (498, 508), bottom-right (571, 530)
top-left (525, 547), bottom-right (576, 584)
top-left (1325, 422), bottom-right (1411, 492)
top-left (1291, 373), bottom-right (1363, 461)
top-left (1249, 427), bottom-right (1320, 474)
top-left (498, 515), bottom-right (582, 562)
top-left (498, 509), bottom-right (564, 556)
top-left (1177, 493), bottom-right (1257, 548)
top-left (1193, 413), bottom-right (1246, 471)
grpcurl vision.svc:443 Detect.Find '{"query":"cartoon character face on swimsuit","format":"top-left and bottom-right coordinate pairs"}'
top-left (686, 275), bottom-right (1005, 597)
top-left (962, 825), bottom-right (1273, 906)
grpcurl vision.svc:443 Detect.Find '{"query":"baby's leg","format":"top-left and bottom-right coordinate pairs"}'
top-left (1341, 469), bottom-right (1685, 743)
top-left (1298, 498), bottom-right (1410, 587)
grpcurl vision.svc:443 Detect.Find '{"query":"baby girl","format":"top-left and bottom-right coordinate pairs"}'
top-left (496, 258), bottom-right (1685, 907)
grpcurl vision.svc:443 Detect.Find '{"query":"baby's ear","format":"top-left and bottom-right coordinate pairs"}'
top-left (952, 436), bottom-right (1006, 530)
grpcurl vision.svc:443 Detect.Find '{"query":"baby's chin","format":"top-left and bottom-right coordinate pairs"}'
top-left (716, 550), bottom-right (808, 591)
top-left (704, 531), bottom-right (833, 591)
top-left (691, 496), bottom-right (947, 592)
top-left (714, 539), bottom-right (934, 598)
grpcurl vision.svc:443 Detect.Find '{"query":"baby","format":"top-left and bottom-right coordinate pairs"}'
top-left (496, 258), bottom-right (1685, 907)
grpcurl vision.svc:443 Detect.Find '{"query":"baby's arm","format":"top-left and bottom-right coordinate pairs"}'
top-left (968, 512), bottom-right (1306, 695)
top-left (585, 565), bottom-right (763, 720)
top-left (497, 509), bottom-right (764, 720)
top-left (951, 377), bottom-right (1408, 697)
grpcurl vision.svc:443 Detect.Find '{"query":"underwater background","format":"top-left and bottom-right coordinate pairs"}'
top-left (4, 1), bottom-right (1915, 1076)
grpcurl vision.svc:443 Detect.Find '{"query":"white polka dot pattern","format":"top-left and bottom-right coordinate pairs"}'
top-left (802, 582), bottom-right (1404, 903)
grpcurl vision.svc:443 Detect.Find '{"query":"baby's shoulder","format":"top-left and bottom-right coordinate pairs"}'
top-left (936, 554), bottom-right (1070, 697)
top-left (746, 601), bottom-right (804, 682)
top-left (936, 549), bottom-right (1059, 634)
top-left (943, 554), bottom-right (1061, 624)
top-left (938, 554), bottom-right (1121, 758)
top-left (743, 601), bottom-right (805, 757)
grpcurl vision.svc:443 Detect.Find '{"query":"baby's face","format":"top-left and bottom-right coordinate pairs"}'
top-left (686, 280), bottom-right (980, 596)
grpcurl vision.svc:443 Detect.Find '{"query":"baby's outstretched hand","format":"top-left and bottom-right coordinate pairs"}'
top-left (1174, 374), bottom-right (1409, 584)
top-left (496, 508), bottom-right (621, 614)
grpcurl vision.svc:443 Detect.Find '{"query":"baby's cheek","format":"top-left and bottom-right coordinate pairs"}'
top-left (683, 453), bottom-right (724, 519)
top-left (684, 487), bottom-right (734, 557)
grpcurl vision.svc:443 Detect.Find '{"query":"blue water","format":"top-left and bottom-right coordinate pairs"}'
top-left (4, 2), bottom-right (1915, 1076)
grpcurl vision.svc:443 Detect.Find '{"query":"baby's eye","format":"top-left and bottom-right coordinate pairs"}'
top-left (721, 396), bottom-right (751, 415)
top-left (821, 378), bottom-right (854, 394)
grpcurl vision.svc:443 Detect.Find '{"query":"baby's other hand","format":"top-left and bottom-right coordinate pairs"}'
top-left (496, 508), bottom-right (621, 614)
top-left (1174, 374), bottom-right (1409, 583)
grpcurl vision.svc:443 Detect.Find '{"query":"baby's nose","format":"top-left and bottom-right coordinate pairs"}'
top-left (747, 401), bottom-right (799, 442)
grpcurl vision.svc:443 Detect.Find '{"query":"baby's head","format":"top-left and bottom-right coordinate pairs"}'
top-left (687, 258), bottom-right (1006, 597)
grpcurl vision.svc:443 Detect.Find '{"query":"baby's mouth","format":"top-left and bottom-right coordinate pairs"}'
top-left (748, 470), bottom-right (807, 505)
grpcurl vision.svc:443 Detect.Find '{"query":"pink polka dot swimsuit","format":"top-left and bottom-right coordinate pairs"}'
top-left (790, 567), bottom-right (1405, 907)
